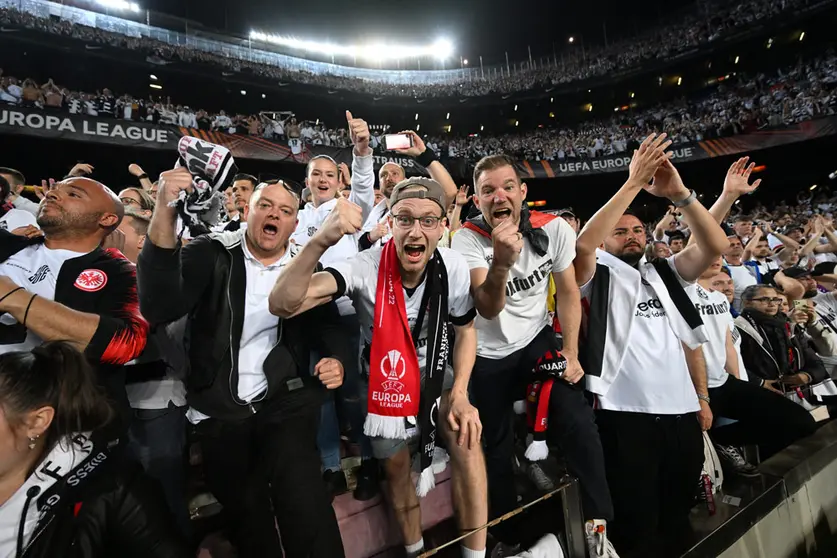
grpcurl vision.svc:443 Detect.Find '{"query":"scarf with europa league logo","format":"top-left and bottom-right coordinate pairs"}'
top-left (365, 240), bottom-right (449, 497)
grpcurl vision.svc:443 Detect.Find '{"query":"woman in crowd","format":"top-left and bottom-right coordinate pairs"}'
top-left (0, 342), bottom-right (189, 558)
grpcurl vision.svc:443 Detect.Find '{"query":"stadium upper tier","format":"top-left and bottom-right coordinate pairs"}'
top-left (0, 0), bottom-right (833, 98)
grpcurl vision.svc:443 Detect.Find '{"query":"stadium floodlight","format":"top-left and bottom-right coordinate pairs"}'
top-left (799, 31), bottom-right (805, 41)
top-left (568, 36), bottom-right (575, 44)
top-left (446, 112), bottom-right (450, 120)
top-left (149, 74), bottom-right (158, 80)
top-left (480, 125), bottom-right (484, 131)
top-left (415, 113), bottom-right (419, 121)
top-left (241, 90), bottom-right (247, 95)
top-left (810, 184), bottom-right (818, 191)
top-left (734, 56), bottom-right (740, 64)
top-left (463, 59), bottom-right (469, 65)
top-left (262, 93), bottom-right (266, 99)
top-left (250, 30), bottom-right (454, 63)
top-left (149, 83), bottom-right (162, 90)
top-left (96, 0), bottom-right (141, 12)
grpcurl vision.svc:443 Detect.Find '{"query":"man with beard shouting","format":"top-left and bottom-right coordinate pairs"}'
top-left (574, 134), bottom-right (729, 558)
top-left (270, 178), bottom-right (487, 558)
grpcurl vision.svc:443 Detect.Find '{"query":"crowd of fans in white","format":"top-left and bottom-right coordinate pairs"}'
top-left (0, 0), bottom-right (826, 98)
top-left (1, 51), bottom-right (835, 162)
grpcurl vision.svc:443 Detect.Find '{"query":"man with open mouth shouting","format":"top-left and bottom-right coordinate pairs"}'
top-left (139, 170), bottom-right (349, 558)
top-left (451, 154), bottom-right (616, 558)
top-left (270, 178), bottom-right (488, 558)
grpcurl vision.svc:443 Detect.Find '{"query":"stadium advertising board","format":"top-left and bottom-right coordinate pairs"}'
top-left (1, 106), bottom-right (835, 179)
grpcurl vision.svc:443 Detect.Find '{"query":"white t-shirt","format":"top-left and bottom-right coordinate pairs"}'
top-left (729, 322), bottom-right (749, 382)
top-left (692, 284), bottom-right (732, 389)
top-left (0, 244), bottom-right (87, 352)
top-left (451, 217), bottom-right (576, 359)
top-left (326, 246), bottom-right (474, 372)
top-left (752, 257), bottom-right (779, 276)
top-left (585, 257), bottom-right (701, 414)
top-left (726, 263), bottom-right (757, 312)
top-left (0, 208), bottom-right (37, 232)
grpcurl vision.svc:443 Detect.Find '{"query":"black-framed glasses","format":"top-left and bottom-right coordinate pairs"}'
top-left (120, 197), bottom-right (141, 207)
top-left (752, 297), bottom-right (783, 304)
top-left (392, 214), bottom-right (444, 230)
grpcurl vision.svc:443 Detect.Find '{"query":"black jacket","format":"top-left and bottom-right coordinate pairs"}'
top-left (735, 314), bottom-right (828, 387)
top-left (137, 230), bottom-right (351, 421)
top-left (15, 433), bottom-right (189, 558)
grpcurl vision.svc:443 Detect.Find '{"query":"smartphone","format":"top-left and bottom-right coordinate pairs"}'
top-left (793, 300), bottom-right (809, 312)
top-left (383, 134), bottom-right (413, 151)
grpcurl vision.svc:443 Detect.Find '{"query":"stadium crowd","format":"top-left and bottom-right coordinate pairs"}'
top-left (0, 0), bottom-right (825, 98)
top-left (2, 51), bottom-right (835, 163)
top-left (0, 102), bottom-right (835, 558)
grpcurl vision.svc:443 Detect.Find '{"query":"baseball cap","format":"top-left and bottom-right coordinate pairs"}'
top-left (812, 262), bottom-right (837, 277)
top-left (558, 208), bottom-right (576, 219)
top-left (783, 267), bottom-right (812, 279)
top-left (389, 177), bottom-right (446, 213)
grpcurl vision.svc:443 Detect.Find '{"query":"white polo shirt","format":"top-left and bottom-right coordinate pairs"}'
top-left (451, 217), bottom-right (576, 359)
top-left (725, 263), bottom-right (757, 311)
top-left (186, 240), bottom-right (297, 424)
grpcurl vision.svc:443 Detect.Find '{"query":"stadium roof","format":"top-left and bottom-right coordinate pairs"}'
top-left (143, 0), bottom-right (695, 66)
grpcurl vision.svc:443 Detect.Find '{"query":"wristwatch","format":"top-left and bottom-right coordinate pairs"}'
top-left (671, 189), bottom-right (697, 208)
top-left (697, 393), bottom-right (711, 404)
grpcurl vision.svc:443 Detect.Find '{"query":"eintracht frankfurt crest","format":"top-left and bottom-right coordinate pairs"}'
top-left (380, 349), bottom-right (406, 393)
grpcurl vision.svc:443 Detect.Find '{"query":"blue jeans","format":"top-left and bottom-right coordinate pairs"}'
top-left (127, 402), bottom-right (190, 537)
top-left (316, 313), bottom-right (373, 471)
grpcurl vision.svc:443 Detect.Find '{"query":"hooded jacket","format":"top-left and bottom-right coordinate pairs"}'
top-left (0, 433), bottom-right (188, 558)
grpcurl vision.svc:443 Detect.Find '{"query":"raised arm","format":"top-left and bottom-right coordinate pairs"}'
top-left (705, 157), bottom-right (762, 226)
top-left (651, 161), bottom-right (729, 282)
top-left (575, 133), bottom-right (672, 285)
top-left (269, 198), bottom-right (362, 318)
top-left (742, 227), bottom-right (763, 262)
top-left (138, 167), bottom-right (215, 325)
top-left (346, 111), bottom-right (375, 222)
top-left (129, 163), bottom-right (155, 192)
top-left (653, 211), bottom-right (676, 241)
top-left (394, 131), bottom-right (458, 207)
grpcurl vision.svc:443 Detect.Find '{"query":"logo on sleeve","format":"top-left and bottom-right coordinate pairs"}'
top-left (74, 269), bottom-right (107, 292)
top-left (27, 265), bottom-right (49, 285)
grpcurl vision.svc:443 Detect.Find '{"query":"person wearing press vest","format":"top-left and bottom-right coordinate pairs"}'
top-left (574, 134), bottom-right (729, 558)
top-left (450, 154), bottom-right (617, 558)
top-left (0, 176), bottom-right (149, 432)
top-left (137, 168), bottom-right (349, 558)
top-left (290, 111), bottom-right (380, 499)
top-left (270, 178), bottom-right (488, 558)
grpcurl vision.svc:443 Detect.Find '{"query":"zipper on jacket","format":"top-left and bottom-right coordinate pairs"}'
top-left (250, 318), bottom-right (283, 405)
top-left (225, 259), bottom-right (239, 405)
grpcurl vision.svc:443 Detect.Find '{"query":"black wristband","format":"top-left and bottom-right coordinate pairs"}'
top-left (24, 294), bottom-right (37, 327)
top-left (416, 148), bottom-right (438, 168)
top-left (137, 173), bottom-right (149, 181)
top-left (0, 287), bottom-right (24, 307)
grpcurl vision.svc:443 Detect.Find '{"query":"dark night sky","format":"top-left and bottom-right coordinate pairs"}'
top-left (141, 0), bottom-right (699, 65)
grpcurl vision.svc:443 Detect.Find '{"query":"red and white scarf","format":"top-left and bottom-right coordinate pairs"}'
top-left (365, 240), bottom-right (449, 496)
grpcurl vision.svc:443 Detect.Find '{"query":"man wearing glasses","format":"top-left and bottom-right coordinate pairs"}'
top-left (269, 178), bottom-right (488, 558)
top-left (138, 168), bottom-right (349, 558)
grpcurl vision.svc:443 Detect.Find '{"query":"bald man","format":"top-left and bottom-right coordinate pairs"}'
top-left (0, 177), bottom-right (149, 429)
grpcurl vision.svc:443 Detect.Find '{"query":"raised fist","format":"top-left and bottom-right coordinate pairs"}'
top-left (491, 219), bottom-right (524, 270)
top-left (156, 167), bottom-right (193, 206)
top-left (346, 110), bottom-right (371, 156)
top-left (315, 197), bottom-right (363, 247)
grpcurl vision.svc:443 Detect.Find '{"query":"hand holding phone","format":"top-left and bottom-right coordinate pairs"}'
top-left (383, 134), bottom-right (414, 151)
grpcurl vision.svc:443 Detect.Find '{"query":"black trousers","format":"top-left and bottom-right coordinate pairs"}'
top-left (596, 410), bottom-right (703, 558)
top-left (709, 376), bottom-right (818, 458)
top-left (195, 393), bottom-right (345, 558)
top-left (471, 328), bottom-right (613, 534)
